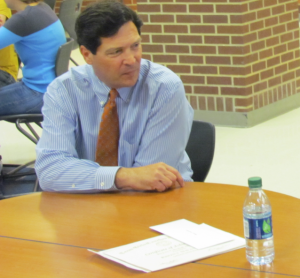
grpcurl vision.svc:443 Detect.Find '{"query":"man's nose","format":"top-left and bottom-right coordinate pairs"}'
top-left (123, 50), bottom-right (136, 65)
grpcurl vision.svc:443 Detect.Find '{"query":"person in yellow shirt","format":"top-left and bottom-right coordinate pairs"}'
top-left (0, 0), bottom-right (18, 87)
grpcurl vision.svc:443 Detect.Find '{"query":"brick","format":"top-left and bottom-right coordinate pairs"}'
top-left (254, 81), bottom-right (267, 93)
top-left (243, 33), bottom-right (258, 44)
top-left (192, 46), bottom-right (216, 54)
top-left (230, 15), bottom-right (243, 24)
top-left (180, 55), bottom-right (204, 64)
top-left (216, 4), bottom-right (246, 13)
top-left (150, 15), bottom-right (174, 23)
top-left (164, 25), bottom-right (188, 33)
top-left (268, 89), bottom-right (274, 104)
top-left (203, 15), bottom-right (228, 24)
top-left (258, 93), bottom-right (263, 107)
top-left (244, 53), bottom-right (259, 64)
top-left (142, 25), bottom-right (162, 33)
top-left (265, 17), bottom-right (278, 27)
top-left (264, 91), bottom-right (269, 106)
top-left (152, 35), bottom-right (176, 43)
top-left (258, 28), bottom-right (272, 40)
top-left (267, 56), bottom-right (280, 67)
top-left (266, 36), bottom-right (280, 47)
top-left (252, 61), bottom-right (266, 72)
top-left (219, 46), bottom-right (245, 55)
top-left (142, 44), bottom-right (163, 53)
top-left (264, 0), bottom-right (274, 7)
top-left (205, 36), bottom-right (229, 44)
top-left (150, 0), bottom-right (172, 2)
top-left (286, 1), bottom-right (298, 11)
top-left (219, 66), bottom-right (251, 75)
top-left (260, 68), bottom-right (274, 80)
top-left (288, 40), bottom-right (300, 51)
top-left (189, 4), bottom-right (214, 13)
top-left (272, 4), bottom-right (285, 16)
top-left (207, 97), bottom-right (215, 111)
top-left (139, 14), bottom-right (149, 23)
top-left (235, 97), bottom-right (253, 107)
top-left (206, 56), bottom-right (231, 65)
top-left (280, 32), bottom-right (293, 43)
top-left (217, 25), bottom-right (247, 34)
top-left (268, 76), bottom-right (281, 87)
top-left (189, 95), bottom-right (198, 109)
top-left (278, 86), bottom-right (283, 100)
top-left (250, 20), bottom-right (264, 32)
top-left (207, 76), bottom-right (231, 85)
top-left (282, 71), bottom-right (295, 82)
top-left (198, 96), bottom-right (206, 110)
top-left (287, 21), bottom-right (299, 31)
top-left (141, 34), bottom-right (150, 43)
top-left (259, 49), bottom-right (273, 60)
top-left (190, 25), bottom-right (215, 34)
top-left (273, 24), bottom-right (286, 35)
top-left (275, 64), bottom-right (288, 75)
top-left (142, 54), bottom-right (152, 60)
top-left (244, 12), bottom-right (257, 23)
top-left (281, 52), bottom-right (294, 63)
top-left (178, 35), bottom-right (202, 44)
top-left (257, 8), bottom-right (271, 19)
top-left (236, 107), bottom-right (253, 112)
top-left (279, 13), bottom-right (292, 23)
top-left (231, 36), bottom-right (243, 44)
top-left (153, 55), bottom-right (177, 63)
top-left (193, 66), bottom-right (218, 74)
top-left (176, 0), bottom-right (200, 2)
top-left (221, 87), bottom-right (252, 96)
top-left (234, 74), bottom-right (259, 86)
top-left (166, 45), bottom-right (189, 53)
top-left (185, 85), bottom-right (192, 94)
top-left (225, 97), bottom-right (233, 112)
top-left (181, 75), bottom-right (205, 84)
top-left (249, 0), bottom-right (263, 10)
top-left (138, 4), bottom-right (160, 13)
top-left (194, 86), bottom-right (218, 95)
top-left (273, 88), bottom-right (278, 102)
top-left (251, 41), bottom-right (265, 52)
top-left (163, 4), bottom-right (187, 13)
top-left (294, 30), bottom-right (300, 39)
top-left (289, 59), bottom-right (300, 70)
top-left (274, 44), bottom-right (287, 55)
top-left (177, 15), bottom-right (201, 23)
top-left (167, 65), bottom-right (191, 74)
top-left (216, 97), bottom-right (224, 111)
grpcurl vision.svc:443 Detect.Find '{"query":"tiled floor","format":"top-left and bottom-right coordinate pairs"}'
top-left (1, 49), bottom-right (299, 199)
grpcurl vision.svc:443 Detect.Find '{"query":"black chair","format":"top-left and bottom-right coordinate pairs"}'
top-left (186, 120), bottom-right (215, 182)
top-left (43, 0), bottom-right (56, 10)
top-left (0, 38), bottom-right (74, 198)
top-left (58, 0), bottom-right (83, 66)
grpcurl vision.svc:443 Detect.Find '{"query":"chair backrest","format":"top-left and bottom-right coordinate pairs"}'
top-left (58, 0), bottom-right (83, 49)
top-left (43, 0), bottom-right (56, 10)
top-left (185, 120), bottom-right (215, 182)
top-left (55, 38), bottom-right (74, 77)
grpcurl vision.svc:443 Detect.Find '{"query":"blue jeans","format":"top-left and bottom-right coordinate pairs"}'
top-left (0, 69), bottom-right (16, 88)
top-left (0, 81), bottom-right (44, 116)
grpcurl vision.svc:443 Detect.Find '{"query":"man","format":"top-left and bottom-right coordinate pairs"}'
top-left (36, 0), bottom-right (194, 192)
top-left (0, 0), bottom-right (18, 88)
top-left (0, 0), bottom-right (65, 116)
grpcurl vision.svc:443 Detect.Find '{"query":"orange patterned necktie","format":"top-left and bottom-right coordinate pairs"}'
top-left (95, 89), bottom-right (119, 166)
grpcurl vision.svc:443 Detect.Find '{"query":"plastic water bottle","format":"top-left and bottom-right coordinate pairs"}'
top-left (243, 177), bottom-right (274, 265)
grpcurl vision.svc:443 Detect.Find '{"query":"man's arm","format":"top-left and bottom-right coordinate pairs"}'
top-left (0, 14), bottom-right (6, 27)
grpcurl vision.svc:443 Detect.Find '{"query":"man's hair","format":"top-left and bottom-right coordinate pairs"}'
top-left (21, 0), bottom-right (40, 3)
top-left (75, 0), bottom-right (143, 55)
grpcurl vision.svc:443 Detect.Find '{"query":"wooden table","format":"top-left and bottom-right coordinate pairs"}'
top-left (0, 182), bottom-right (299, 277)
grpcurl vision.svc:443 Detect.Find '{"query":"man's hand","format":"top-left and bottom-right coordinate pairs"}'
top-left (115, 162), bottom-right (184, 192)
top-left (0, 14), bottom-right (6, 27)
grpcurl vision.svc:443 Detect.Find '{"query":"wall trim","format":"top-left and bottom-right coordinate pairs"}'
top-left (194, 93), bottom-right (300, 128)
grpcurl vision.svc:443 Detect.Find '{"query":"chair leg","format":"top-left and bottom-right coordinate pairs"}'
top-left (4, 160), bottom-right (36, 177)
top-left (33, 178), bottom-right (40, 192)
top-left (70, 57), bottom-right (79, 66)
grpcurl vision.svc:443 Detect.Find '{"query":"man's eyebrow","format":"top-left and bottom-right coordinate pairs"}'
top-left (105, 38), bottom-right (142, 54)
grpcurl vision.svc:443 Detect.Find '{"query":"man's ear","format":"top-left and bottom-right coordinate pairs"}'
top-left (80, 45), bottom-right (93, 65)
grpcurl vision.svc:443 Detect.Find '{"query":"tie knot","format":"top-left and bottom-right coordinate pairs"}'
top-left (110, 89), bottom-right (119, 101)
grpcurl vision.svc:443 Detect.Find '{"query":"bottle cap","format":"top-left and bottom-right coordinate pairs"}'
top-left (248, 177), bottom-right (262, 188)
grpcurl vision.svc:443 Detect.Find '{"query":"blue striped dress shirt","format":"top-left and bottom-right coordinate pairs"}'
top-left (36, 59), bottom-right (194, 192)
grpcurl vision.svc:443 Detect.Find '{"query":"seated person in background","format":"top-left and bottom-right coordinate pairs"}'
top-left (0, 0), bottom-right (18, 87)
top-left (0, 0), bottom-right (66, 116)
top-left (36, 0), bottom-right (194, 193)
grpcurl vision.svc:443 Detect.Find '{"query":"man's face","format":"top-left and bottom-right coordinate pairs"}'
top-left (80, 21), bottom-right (142, 89)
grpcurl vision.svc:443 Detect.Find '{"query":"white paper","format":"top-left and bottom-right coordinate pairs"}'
top-left (89, 234), bottom-right (245, 272)
top-left (150, 219), bottom-right (236, 249)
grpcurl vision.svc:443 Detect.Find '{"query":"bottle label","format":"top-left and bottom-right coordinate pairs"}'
top-left (243, 216), bottom-right (273, 240)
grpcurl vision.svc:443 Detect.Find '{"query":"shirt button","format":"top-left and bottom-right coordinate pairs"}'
top-left (101, 182), bottom-right (105, 187)
top-left (100, 101), bottom-right (104, 105)
top-left (72, 184), bottom-right (75, 188)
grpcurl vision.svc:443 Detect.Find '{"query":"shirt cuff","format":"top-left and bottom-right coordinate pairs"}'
top-left (94, 166), bottom-right (121, 191)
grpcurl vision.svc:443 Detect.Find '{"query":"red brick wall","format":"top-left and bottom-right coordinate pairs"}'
top-left (137, 0), bottom-right (300, 114)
